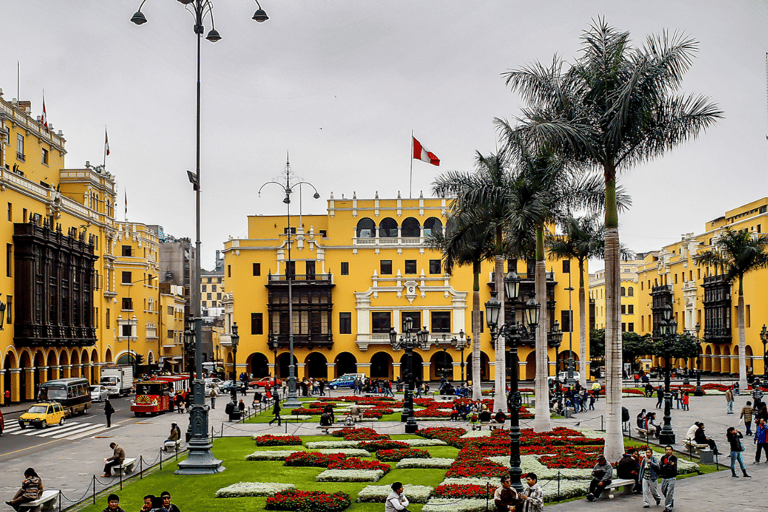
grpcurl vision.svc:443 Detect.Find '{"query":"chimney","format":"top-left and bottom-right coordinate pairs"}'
top-left (18, 100), bottom-right (32, 114)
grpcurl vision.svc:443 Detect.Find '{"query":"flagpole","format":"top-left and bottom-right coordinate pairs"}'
top-left (103, 126), bottom-right (107, 168)
top-left (409, 131), bottom-right (414, 199)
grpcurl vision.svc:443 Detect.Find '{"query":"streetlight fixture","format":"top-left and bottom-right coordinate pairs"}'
top-left (389, 316), bottom-right (429, 433)
top-left (487, 277), bottom-right (540, 494)
top-left (132, 0), bottom-right (270, 475)
top-left (549, 320), bottom-right (563, 391)
top-left (657, 305), bottom-right (676, 445)
top-left (230, 322), bottom-right (239, 402)
top-left (454, 330), bottom-right (470, 388)
top-left (760, 324), bottom-right (768, 381)
top-left (184, 322), bottom-right (195, 375)
top-left (694, 323), bottom-right (704, 396)
top-left (259, 160), bottom-right (320, 408)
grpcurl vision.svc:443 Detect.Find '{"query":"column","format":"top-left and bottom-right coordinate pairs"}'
top-left (548, 360), bottom-right (557, 377)
top-left (52, 365), bottom-right (61, 381)
top-left (393, 362), bottom-right (401, 380)
top-left (357, 362), bottom-right (371, 378)
top-left (422, 361), bottom-right (431, 384)
top-left (25, 368), bottom-right (36, 400)
top-left (297, 363), bottom-right (306, 380)
top-left (0, 369), bottom-right (5, 405)
top-left (39, 366), bottom-right (49, 386)
top-left (326, 362), bottom-right (336, 379)
top-left (10, 368), bottom-right (21, 402)
top-left (451, 361), bottom-right (462, 382)
top-left (489, 360), bottom-right (496, 382)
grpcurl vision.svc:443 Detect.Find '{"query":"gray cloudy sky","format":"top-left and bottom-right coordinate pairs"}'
top-left (3, 1), bottom-right (767, 270)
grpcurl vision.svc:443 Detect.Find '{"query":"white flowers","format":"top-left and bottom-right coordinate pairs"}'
top-left (306, 440), bottom-right (360, 449)
top-left (246, 450), bottom-right (301, 461)
top-left (460, 430), bottom-right (491, 439)
top-left (215, 482), bottom-right (295, 498)
top-left (422, 498), bottom-right (489, 512)
top-left (316, 469), bottom-right (384, 482)
top-left (399, 438), bottom-right (448, 447)
top-left (396, 458), bottom-right (454, 469)
top-left (357, 485), bottom-right (433, 503)
top-left (313, 448), bottom-right (372, 457)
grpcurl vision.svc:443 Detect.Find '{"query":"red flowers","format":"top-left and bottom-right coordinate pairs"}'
top-left (434, 484), bottom-right (495, 499)
top-left (328, 457), bottom-right (391, 473)
top-left (284, 452), bottom-right (346, 467)
top-left (254, 435), bottom-right (302, 446)
top-left (446, 458), bottom-right (508, 478)
top-left (359, 440), bottom-right (410, 452)
top-left (266, 490), bottom-right (351, 512)
top-left (415, 426), bottom-right (467, 447)
top-left (376, 448), bottom-right (431, 462)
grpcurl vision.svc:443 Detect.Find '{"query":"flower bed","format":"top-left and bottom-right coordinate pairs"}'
top-left (266, 490), bottom-right (351, 512)
top-left (216, 482), bottom-right (296, 498)
top-left (313, 449), bottom-right (372, 457)
top-left (446, 458), bottom-right (508, 478)
top-left (246, 450), bottom-right (302, 461)
top-left (434, 484), bottom-right (494, 499)
top-left (400, 438), bottom-right (448, 447)
top-left (422, 498), bottom-right (489, 512)
top-left (332, 427), bottom-right (389, 441)
top-left (255, 434), bottom-right (302, 446)
top-left (329, 457), bottom-right (391, 474)
top-left (357, 485), bottom-right (433, 503)
top-left (284, 451), bottom-right (346, 467)
top-left (416, 426), bottom-right (467, 446)
top-left (396, 457), bottom-right (455, 469)
top-left (376, 448), bottom-right (431, 462)
top-left (306, 441), bottom-right (360, 449)
top-left (359, 440), bottom-right (410, 452)
top-left (316, 469), bottom-right (385, 482)
top-left (292, 407), bottom-right (324, 415)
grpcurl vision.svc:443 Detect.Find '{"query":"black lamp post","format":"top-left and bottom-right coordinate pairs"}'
top-left (455, 330), bottom-right (469, 387)
top-left (437, 334), bottom-right (452, 382)
top-left (694, 323), bottom-right (704, 396)
top-left (230, 322), bottom-right (239, 402)
top-left (486, 271), bottom-right (540, 494)
top-left (131, 0), bottom-right (269, 475)
top-left (760, 324), bottom-right (768, 381)
top-left (550, 320), bottom-right (563, 392)
top-left (658, 305), bottom-right (676, 445)
top-left (389, 316), bottom-right (429, 433)
top-left (184, 323), bottom-right (195, 376)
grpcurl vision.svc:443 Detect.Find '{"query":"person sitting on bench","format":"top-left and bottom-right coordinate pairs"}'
top-left (5, 468), bottom-right (42, 511)
top-left (694, 422), bottom-right (720, 455)
top-left (320, 412), bottom-right (332, 427)
top-left (102, 443), bottom-right (125, 478)
top-left (494, 409), bottom-right (507, 425)
top-left (479, 409), bottom-right (491, 422)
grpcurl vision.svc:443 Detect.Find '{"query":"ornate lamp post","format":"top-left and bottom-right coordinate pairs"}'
top-left (760, 324), bottom-right (768, 381)
top-left (487, 270), bottom-right (540, 493)
top-left (184, 323), bottom-right (195, 375)
top-left (132, 0), bottom-right (269, 476)
top-left (230, 322), bottom-right (239, 402)
top-left (694, 323), bottom-right (704, 396)
top-left (389, 317), bottom-right (429, 433)
top-left (454, 330), bottom-right (469, 387)
top-left (259, 162), bottom-right (320, 408)
top-left (549, 320), bottom-right (563, 392)
top-left (658, 305), bottom-right (676, 445)
top-left (436, 334), bottom-right (452, 382)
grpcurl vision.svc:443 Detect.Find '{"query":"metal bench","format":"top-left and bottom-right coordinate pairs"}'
top-left (19, 490), bottom-right (60, 512)
top-left (113, 457), bottom-right (137, 475)
top-left (598, 478), bottom-right (637, 499)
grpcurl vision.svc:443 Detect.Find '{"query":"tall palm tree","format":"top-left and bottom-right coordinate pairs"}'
top-left (694, 227), bottom-right (768, 390)
top-left (502, 19), bottom-right (721, 459)
top-left (427, 216), bottom-right (494, 400)
top-left (433, 151), bottom-right (514, 409)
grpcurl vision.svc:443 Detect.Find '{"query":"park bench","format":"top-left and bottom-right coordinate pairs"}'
top-left (683, 439), bottom-right (713, 463)
top-left (163, 440), bottom-right (181, 452)
top-left (598, 478), bottom-right (636, 500)
top-left (113, 457), bottom-right (137, 475)
top-left (634, 426), bottom-right (651, 437)
top-left (19, 490), bottom-right (60, 512)
top-left (317, 425), bottom-right (347, 435)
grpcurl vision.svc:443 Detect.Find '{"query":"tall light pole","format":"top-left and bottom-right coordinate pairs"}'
top-left (230, 322), bottom-right (239, 402)
top-left (565, 269), bottom-right (575, 384)
top-left (389, 317), bottom-right (429, 433)
top-left (694, 322), bottom-right (704, 396)
top-left (454, 330), bottom-right (469, 388)
top-left (131, 0), bottom-right (269, 475)
top-left (760, 324), bottom-right (768, 381)
top-left (259, 159), bottom-right (320, 408)
top-left (658, 305), bottom-right (676, 445)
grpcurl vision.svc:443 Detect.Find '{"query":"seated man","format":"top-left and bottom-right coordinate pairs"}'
top-left (319, 412), bottom-right (332, 427)
top-left (494, 409), bottom-right (507, 425)
top-left (694, 422), bottom-right (720, 454)
top-left (349, 403), bottom-right (363, 422)
top-left (616, 449), bottom-right (640, 491)
top-left (479, 409), bottom-right (492, 422)
top-left (586, 455), bottom-right (613, 501)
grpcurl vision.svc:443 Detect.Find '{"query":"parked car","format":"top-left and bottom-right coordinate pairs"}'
top-left (19, 402), bottom-right (66, 429)
top-left (249, 377), bottom-right (283, 388)
top-left (90, 385), bottom-right (110, 402)
top-left (329, 373), bottom-right (366, 390)
top-left (547, 371), bottom-right (581, 384)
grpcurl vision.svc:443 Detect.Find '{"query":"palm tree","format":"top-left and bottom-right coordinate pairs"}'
top-left (694, 227), bottom-right (768, 390)
top-left (427, 216), bottom-right (494, 400)
top-left (502, 19), bottom-right (721, 460)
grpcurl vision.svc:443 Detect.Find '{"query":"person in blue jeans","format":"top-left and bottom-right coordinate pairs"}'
top-left (726, 426), bottom-right (750, 477)
top-left (754, 418), bottom-right (768, 463)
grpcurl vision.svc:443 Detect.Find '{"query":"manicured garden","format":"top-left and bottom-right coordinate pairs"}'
top-left (74, 425), bottom-right (706, 512)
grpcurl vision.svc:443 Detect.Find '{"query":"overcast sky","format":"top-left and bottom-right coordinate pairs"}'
top-left (3, 1), bottom-right (767, 271)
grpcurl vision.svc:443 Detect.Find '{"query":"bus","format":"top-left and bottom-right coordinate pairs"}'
top-left (130, 374), bottom-right (189, 416)
top-left (39, 378), bottom-right (92, 417)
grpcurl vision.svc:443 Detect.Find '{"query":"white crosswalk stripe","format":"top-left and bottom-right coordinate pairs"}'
top-left (4, 421), bottom-right (107, 438)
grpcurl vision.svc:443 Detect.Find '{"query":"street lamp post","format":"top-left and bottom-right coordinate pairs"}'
top-left (694, 323), bottom-right (704, 396)
top-left (565, 268), bottom-right (576, 384)
top-left (658, 305), bottom-right (676, 445)
top-left (760, 324), bottom-right (768, 381)
top-left (259, 160), bottom-right (320, 408)
top-left (389, 317), bottom-right (429, 433)
top-left (550, 320), bottom-right (563, 393)
top-left (485, 271), bottom-right (540, 493)
top-left (131, 0), bottom-right (269, 475)
top-left (454, 330), bottom-right (469, 388)
top-left (230, 322), bottom-right (239, 402)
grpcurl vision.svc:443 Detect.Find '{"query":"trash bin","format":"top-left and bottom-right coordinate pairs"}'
top-left (564, 409), bottom-right (573, 418)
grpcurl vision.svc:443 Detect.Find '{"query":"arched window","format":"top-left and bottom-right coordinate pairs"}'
top-left (620, 286), bottom-right (626, 296)
top-left (401, 217), bottom-right (420, 237)
top-left (424, 217), bottom-right (442, 236)
top-left (628, 286), bottom-right (634, 296)
top-left (379, 218), bottom-right (398, 237)
top-left (356, 218), bottom-right (375, 238)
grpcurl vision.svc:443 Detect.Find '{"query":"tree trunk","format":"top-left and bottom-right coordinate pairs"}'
top-left (493, 255), bottom-right (506, 412)
top-left (603, 170), bottom-right (624, 462)
top-left (533, 226), bottom-right (551, 432)
top-left (738, 278), bottom-right (747, 390)
top-left (472, 268), bottom-right (482, 400)
top-left (578, 267), bottom-right (587, 388)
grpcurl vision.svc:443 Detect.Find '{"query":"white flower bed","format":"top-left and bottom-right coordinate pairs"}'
top-left (460, 430), bottom-right (491, 439)
top-left (357, 485), bottom-right (433, 503)
top-left (316, 469), bottom-right (384, 482)
top-left (400, 438), bottom-right (448, 447)
top-left (287, 414), bottom-right (313, 420)
top-left (305, 440), bottom-right (360, 449)
top-left (246, 450), bottom-right (301, 461)
top-left (577, 429), bottom-right (606, 439)
top-left (440, 477), bottom-right (499, 487)
top-left (423, 498), bottom-right (488, 512)
top-left (437, 477), bottom-right (589, 502)
top-left (312, 448), bottom-right (372, 457)
top-left (215, 482), bottom-right (295, 498)
top-left (396, 457), bottom-right (454, 469)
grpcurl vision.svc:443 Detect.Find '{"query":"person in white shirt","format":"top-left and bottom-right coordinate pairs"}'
top-left (384, 482), bottom-right (410, 512)
top-left (685, 421), bottom-right (701, 440)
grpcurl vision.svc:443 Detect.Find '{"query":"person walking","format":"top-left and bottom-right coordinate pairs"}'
top-left (4, 389), bottom-right (10, 406)
top-left (656, 386), bottom-right (664, 409)
top-left (209, 388), bottom-right (216, 410)
top-left (681, 392), bottom-right (689, 411)
top-left (740, 401), bottom-right (753, 435)
top-left (754, 418), bottom-right (768, 463)
top-left (104, 399), bottom-right (115, 428)
top-left (269, 399), bottom-right (281, 426)
top-left (725, 386), bottom-right (735, 414)
top-left (659, 445), bottom-right (677, 512)
top-left (726, 426), bottom-right (751, 477)
top-left (638, 448), bottom-right (662, 508)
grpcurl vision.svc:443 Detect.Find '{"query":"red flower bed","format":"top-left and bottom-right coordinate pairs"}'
top-left (359, 440), bottom-right (409, 452)
top-left (254, 434), bottom-right (302, 446)
top-left (331, 427), bottom-right (389, 441)
top-left (446, 458), bottom-right (508, 478)
top-left (266, 490), bottom-right (351, 512)
top-left (622, 388), bottom-right (645, 395)
top-left (376, 448), bottom-right (431, 462)
top-left (434, 484), bottom-right (495, 499)
top-left (284, 452), bottom-right (346, 467)
top-left (329, 457), bottom-right (391, 473)
top-left (540, 452), bottom-right (599, 468)
top-left (416, 426), bottom-right (466, 447)
top-left (292, 408), bottom-right (323, 415)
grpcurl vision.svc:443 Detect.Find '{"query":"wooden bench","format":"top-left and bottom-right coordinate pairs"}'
top-left (113, 457), bottom-right (137, 475)
top-left (634, 426), bottom-right (652, 437)
top-left (317, 425), bottom-right (346, 435)
top-left (19, 490), bottom-right (60, 512)
top-left (683, 439), bottom-right (709, 452)
top-left (471, 421), bottom-right (492, 431)
top-left (598, 478), bottom-right (636, 500)
top-left (683, 439), bottom-right (713, 462)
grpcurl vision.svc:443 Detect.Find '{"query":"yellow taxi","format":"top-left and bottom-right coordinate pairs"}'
top-left (18, 402), bottom-right (66, 429)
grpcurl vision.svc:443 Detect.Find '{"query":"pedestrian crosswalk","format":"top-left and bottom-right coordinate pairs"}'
top-left (3, 420), bottom-right (110, 440)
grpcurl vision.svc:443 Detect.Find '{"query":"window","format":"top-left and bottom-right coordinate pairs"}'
top-left (339, 312), bottom-right (351, 334)
top-left (228, 265), bottom-right (231, 278)
top-left (380, 260), bottom-right (392, 275)
top-left (628, 323), bottom-right (635, 332)
top-left (106, 308), bottom-right (110, 329)
top-left (207, 293), bottom-right (212, 300)
top-left (212, 284), bottom-right (217, 292)
top-left (121, 271), bottom-right (132, 284)
top-left (628, 305), bottom-right (634, 314)
top-left (216, 293), bottom-right (221, 300)
top-left (621, 323), bottom-right (626, 332)
top-left (341, 262), bottom-right (349, 275)
top-left (6, 295), bottom-right (11, 324)
top-left (22, 208), bottom-right (27, 223)
top-left (402, 312), bottom-right (422, 332)
top-left (431, 311), bottom-right (451, 333)
top-left (16, 134), bottom-right (24, 161)
top-left (620, 286), bottom-right (625, 296)
top-left (371, 312), bottom-right (391, 333)
top-left (122, 298), bottom-right (133, 310)
top-left (167, 306), bottom-right (173, 315)
top-left (405, 260), bottom-right (417, 274)
top-left (621, 305), bottom-right (626, 314)
top-left (202, 284), bottom-right (207, 292)
top-left (167, 330), bottom-right (174, 339)
top-left (628, 286), bottom-right (634, 296)
top-left (42, 148), bottom-right (49, 165)
top-left (253, 263), bottom-right (261, 276)
top-left (562, 260), bottom-right (570, 273)
top-left (7, 203), bottom-right (11, 221)
top-left (251, 313), bottom-right (263, 335)
top-left (429, 259), bottom-right (441, 274)
top-left (6, 244), bottom-right (11, 277)
top-left (285, 261), bottom-right (295, 278)
top-left (306, 261), bottom-right (315, 279)
top-left (121, 325), bottom-right (132, 337)
top-left (121, 245), bottom-right (132, 256)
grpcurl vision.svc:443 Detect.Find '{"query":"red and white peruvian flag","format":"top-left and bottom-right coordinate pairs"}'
top-left (41, 97), bottom-right (49, 133)
top-left (412, 136), bottom-right (440, 166)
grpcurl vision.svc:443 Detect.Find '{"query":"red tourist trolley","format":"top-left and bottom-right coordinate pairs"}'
top-left (130, 374), bottom-right (190, 416)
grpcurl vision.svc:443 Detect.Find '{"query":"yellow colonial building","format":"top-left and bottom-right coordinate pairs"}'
top-left (222, 191), bottom-right (587, 384)
top-left (589, 259), bottom-right (643, 333)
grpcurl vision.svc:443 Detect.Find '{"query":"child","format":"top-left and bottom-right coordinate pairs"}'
top-left (682, 392), bottom-right (690, 411)
top-left (589, 392), bottom-right (596, 411)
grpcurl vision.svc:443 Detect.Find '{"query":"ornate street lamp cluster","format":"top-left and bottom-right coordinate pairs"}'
top-left (230, 322), bottom-right (239, 402)
top-left (656, 304), bottom-right (677, 445)
top-left (761, 324), bottom-right (768, 381)
top-left (389, 317), bottom-right (430, 434)
top-left (485, 271), bottom-right (540, 493)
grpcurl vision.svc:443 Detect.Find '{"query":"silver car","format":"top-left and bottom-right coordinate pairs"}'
top-left (90, 385), bottom-right (109, 402)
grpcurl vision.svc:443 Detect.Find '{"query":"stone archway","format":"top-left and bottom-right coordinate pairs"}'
top-left (59, 351), bottom-right (70, 379)
top-left (91, 349), bottom-right (100, 383)
top-left (277, 353), bottom-right (298, 380)
top-left (524, 350), bottom-right (536, 381)
top-left (370, 352), bottom-right (394, 380)
top-left (19, 351), bottom-right (32, 401)
top-left (713, 346), bottom-right (721, 373)
top-left (704, 345), bottom-right (712, 372)
top-left (430, 351), bottom-right (453, 381)
top-left (466, 352), bottom-right (490, 382)
top-left (722, 345), bottom-right (731, 374)
top-left (334, 352), bottom-right (357, 377)
top-left (46, 350), bottom-right (57, 381)
top-left (3, 351), bottom-right (18, 404)
top-left (305, 352), bottom-right (328, 379)
top-left (397, 352), bottom-right (423, 381)
top-left (248, 353), bottom-right (270, 378)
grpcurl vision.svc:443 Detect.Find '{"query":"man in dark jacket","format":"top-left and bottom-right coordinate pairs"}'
top-left (616, 449), bottom-right (639, 491)
top-left (269, 400), bottom-right (281, 426)
top-left (659, 446), bottom-right (677, 512)
top-left (694, 423), bottom-right (719, 454)
top-left (586, 455), bottom-right (612, 501)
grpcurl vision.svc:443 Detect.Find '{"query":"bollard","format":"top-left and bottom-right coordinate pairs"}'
top-left (557, 471), bottom-right (561, 500)
top-left (140, 456), bottom-right (144, 479)
top-left (92, 475), bottom-right (96, 505)
top-left (601, 415), bottom-right (604, 431)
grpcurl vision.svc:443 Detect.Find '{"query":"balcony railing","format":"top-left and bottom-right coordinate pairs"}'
top-left (267, 273), bottom-right (333, 283)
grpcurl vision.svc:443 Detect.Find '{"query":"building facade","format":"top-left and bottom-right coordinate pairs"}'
top-left (589, 259), bottom-right (643, 333)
